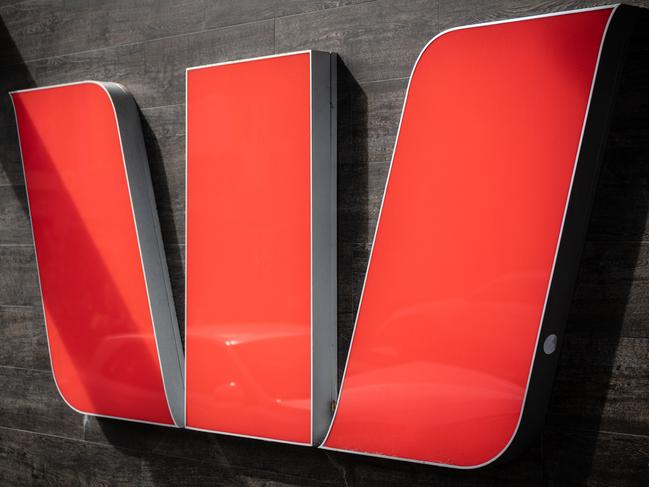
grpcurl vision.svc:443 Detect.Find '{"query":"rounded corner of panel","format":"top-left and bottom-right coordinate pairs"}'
top-left (50, 373), bottom-right (89, 417)
top-left (468, 419), bottom-right (532, 469)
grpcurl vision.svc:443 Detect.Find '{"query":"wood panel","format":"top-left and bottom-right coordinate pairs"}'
top-left (140, 105), bottom-right (186, 246)
top-left (0, 305), bottom-right (48, 370)
top-left (0, 246), bottom-right (40, 306)
top-left (204, 0), bottom-right (371, 30)
top-left (84, 416), bottom-right (345, 485)
top-left (275, 0), bottom-right (438, 83)
top-left (548, 334), bottom-right (649, 435)
top-left (0, 1), bottom-right (374, 67)
top-left (0, 426), bottom-right (145, 486)
top-left (543, 428), bottom-right (649, 486)
top-left (569, 243), bottom-right (649, 338)
top-left (0, 124), bottom-right (23, 185)
top-left (0, 0), bottom-right (206, 65)
top-left (0, 366), bottom-right (83, 439)
top-left (0, 184), bottom-right (30, 244)
top-left (0, 19), bottom-right (275, 126)
top-left (0, 0), bottom-right (648, 485)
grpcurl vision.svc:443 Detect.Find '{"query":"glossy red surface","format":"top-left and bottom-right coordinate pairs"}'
top-left (185, 53), bottom-right (312, 443)
top-left (11, 83), bottom-right (174, 425)
top-left (323, 9), bottom-right (612, 466)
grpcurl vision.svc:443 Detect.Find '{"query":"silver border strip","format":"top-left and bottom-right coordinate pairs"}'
top-left (311, 51), bottom-right (338, 444)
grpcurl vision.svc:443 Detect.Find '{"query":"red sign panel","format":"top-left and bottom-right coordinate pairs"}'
top-left (11, 82), bottom-right (184, 426)
top-left (185, 51), bottom-right (336, 445)
top-left (322, 6), bottom-right (623, 467)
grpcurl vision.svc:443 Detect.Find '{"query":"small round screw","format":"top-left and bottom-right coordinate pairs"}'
top-left (543, 334), bottom-right (558, 355)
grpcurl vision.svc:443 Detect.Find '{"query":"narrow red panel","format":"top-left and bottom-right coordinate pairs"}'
top-left (323, 8), bottom-right (613, 466)
top-left (11, 82), bottom-right (177, 425)
top-left (185, 52), bottom-right (336, 444)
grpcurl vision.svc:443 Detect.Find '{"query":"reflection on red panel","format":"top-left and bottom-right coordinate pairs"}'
top-left (186, 53), bottom-right (312, 443)
top-left (322, 9), bottom-right (613, 466)
top-left (11, 83), bottom-right (174, 425)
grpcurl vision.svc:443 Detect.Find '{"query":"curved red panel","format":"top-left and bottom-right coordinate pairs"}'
top-left (322, 8), bottom-right (614, 466)
top-left (11, 82), bottom-right (177, 425)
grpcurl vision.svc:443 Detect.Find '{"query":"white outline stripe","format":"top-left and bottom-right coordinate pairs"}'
top-left (320, 4), bottom-right (619, 468)
top-left (10, 80), bottom-right (180, 428)
top-left (310, 50), bottom-right (314, 446)
top-left (185, 50), bottom-right (312, 72)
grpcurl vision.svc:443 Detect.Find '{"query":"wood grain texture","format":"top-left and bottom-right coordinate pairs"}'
top-left (569, 243), bottom-right (649, 338)
top-left (0, 305), bottom-right (48, 370)
top-left (0, 19), bottom-right (275, 124)
top-left (543, 428), bottom-right (649, 486)
top-left (0, 184), bottom-right (30, 244)
top-left (0, 0), bottom-right (208, 65)
top-left (338, 161), bottom-right (388, 244)
top-left (437, 0), bottom-right (616, 31)
top-left (0, 426), bottom-right (145, 486)
top-left (204, 0), bottom-right (371, 30)
top-left (141, 105), bottom-right (185, 247)
top-left (0, 245), bottom-right (40, 306)
top-left (0, 123), bottom-right (23, 185)
top-left (275, 0), bottom-right (439, 83)
top-left (85, 416), bottom-right (345, 485)
top-left (0, 1), bottom-right (375, 67)
top-left (0, 366), bottom-right (83, 439)
top-left (337, 77), bottom-right (406, 167)
top-left (548, 334), bottom-right (649, 435)
top-left (1, 0), bottom-right (649, 485)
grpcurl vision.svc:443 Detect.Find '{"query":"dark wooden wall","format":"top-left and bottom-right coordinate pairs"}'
top-left (0, 1), bottom-right (648, 485)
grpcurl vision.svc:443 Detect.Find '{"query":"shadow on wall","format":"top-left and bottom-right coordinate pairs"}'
top-left (0, 16), bottom-right (34, 213)
top-left (335, 57), bottom-right (369, 386)
top-left (543, 10), bottom-right (649, 484)
top-left (1, 9), bottom-right (648, 486)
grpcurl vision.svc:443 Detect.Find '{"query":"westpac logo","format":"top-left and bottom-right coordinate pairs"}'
top-left (8, 5), bottom-right (636, 468)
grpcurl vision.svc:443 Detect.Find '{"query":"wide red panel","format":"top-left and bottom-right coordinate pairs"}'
top-left (11, 83), bottom-right (175, 425)
top-left (186, 53), bottom-right (318, 444)
top-left (323, 8), bottom-right (613, 466)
